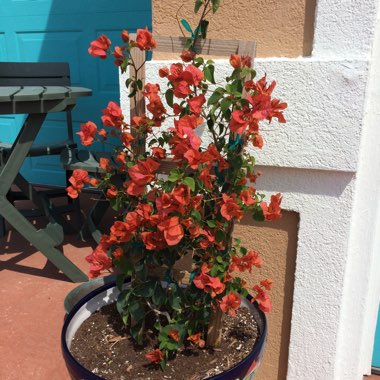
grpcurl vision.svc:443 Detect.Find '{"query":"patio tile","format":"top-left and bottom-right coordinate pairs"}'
top-left (0, 193), bottom-right (98, 380)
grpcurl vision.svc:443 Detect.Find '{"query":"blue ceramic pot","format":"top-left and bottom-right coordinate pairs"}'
top-left (61, 281), bottom-right (267, 380)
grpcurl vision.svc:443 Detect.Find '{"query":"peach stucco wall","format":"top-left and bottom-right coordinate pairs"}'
top-left (234, 211), bottom-right (299, 380)
top-left (152, 0), bottom-right (316, 57)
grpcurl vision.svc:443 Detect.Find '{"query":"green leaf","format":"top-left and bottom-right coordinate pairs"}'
top-left (211, 0), bottom-right (221, 13)
top-left (216, 256), bottom-right (224, 264)
top-left (116, 289), bottom-right (132, 314)
top-left (133, 280), bottom-right (156, 298)
top-left (130, 320), bottom-right (144, 345)
top-left (194, 57), bottom-right (205, 66)
top-left (200, 19), bottom-right (209, 39)
top-left (165, 89), bottom-right (174, 107)
top-left (136, 79), bottom-right (143, 90)
top-left (207, 220), bottom-right (216, 228)
top-left (216, 229), bottom-right (224, 242)
top-left (128, 299), bottom-right (145, 322)
top-left (207, 91), bottom-right (223, 106)
top-left (152, 283), bottom-right (166, 306)
top-left (181, 19), bottom-right (193, 35)
top-left (220, 97), bottom-right (232, 114)
top-left (253, 207), bottom-right (265, 222)
top-left (191, 209), bottom-right (202, 222)
top-left (116, 274), bottom-right (126, 291)
top-left (168, 170), bottom-right (181, 182)
top-left (183, 177), bottom-right (195, 191)
top-left (204, 65), bottom-right (216, 84)
top-left (185, 38), bottom-right (193, 49)
top-left (194, 0), bottom-right (203, 13)
top-left (168, 284), bottom-right (182, 311)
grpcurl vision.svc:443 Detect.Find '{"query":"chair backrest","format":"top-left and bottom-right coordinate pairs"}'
top-left (0, 62), bottom-right (71, 86)
top-left (0, 62), bottom-right (73, 140)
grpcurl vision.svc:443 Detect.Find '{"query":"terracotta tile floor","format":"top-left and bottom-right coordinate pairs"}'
top-left (0, 192), bottom-right (379, 380)
top-left (0, 193), bottom-right (99, 380)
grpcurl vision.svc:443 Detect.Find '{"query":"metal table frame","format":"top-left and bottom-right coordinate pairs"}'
top-left (0, 86), bottom-right (91, 282)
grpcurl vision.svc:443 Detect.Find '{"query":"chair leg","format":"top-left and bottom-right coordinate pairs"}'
top-left (0, 191), bottom-right (13, 238)
top-left (0, 214), bottom-right (6, 238)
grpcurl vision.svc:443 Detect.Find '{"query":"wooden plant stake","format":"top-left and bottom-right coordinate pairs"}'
top-left (207, 40), bottom-right (255, 348)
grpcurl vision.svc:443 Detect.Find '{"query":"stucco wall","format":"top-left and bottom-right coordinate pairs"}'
top-left (152, 0), bottom-right (316, 58)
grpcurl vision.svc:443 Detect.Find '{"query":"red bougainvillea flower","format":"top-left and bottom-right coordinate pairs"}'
top-left (145, 349), bottom-right (163, 364)
top-left (151, 146), bottom-right (166, 159)
top-left (99, 157), bottom-right (111, 171)
top-left (106, 185), bottom-right (118, 199)
top-left (220, 194), bottom-right (243, 221)
top-left (121, 29), bottom-right (129, 43)
top-left (230, 54), bottom-right (241, 69)
top-left (187, 94), bottom-right (206, 116)
top-left (180, 49), bottom-right (196, 62)
top-left (85, 244), bottom-right (112, 278)
top-left (168, 329), bottom-right (180, 342)
top-left (244, 74), bottom-right (275, 96)
top-left (229, 54), bottom-right (252, 69)
top-left (112, 46), bottom-right (124, 60)
top-left (110, 221), bottom-right (134, 242)
top-left (143, 83), bottom-right (160, 99)
top-left (66, 186), bottom-right (79, 199)
top-left (252, 285), bottom-right (272, 313)
top-left (77, 121), bottom-right (97, 146)
top-left (260, 278), bottom-right (273, 290)
top-left (171, 115), bottom-right (202, 150)
top-left (147, 95), bottom-right (167, 120)
top-left (112, 247), bottom-right (123, 260)
top-left (185, 64), bottom-right (204, 86)
top-left (158, 216), bottom-right (184, 246)
top-left (193, 266), bottom-right (225, 297)
top-left (141, 231), bottom-right (167, 250)
top-left (229, 251), bottom-right (262, 273)
top-left (239, 187), bottom-right (256, 206)
top-left (68, 169), bottom-right (90, 194)
top-left (101, 101), bottom-right (124, 129)
top-left (220, 292), bottom-right (241, 317)
top-left (229, 109), bottom-right (249, 134)
top-left (199, 167), bottom-right (215, 190)
top-left (171, 184), bottom-right (191, 206)
top-left (136, 27), bottom-right (157, 50)
top-left (98, 128), bottom-right (108, 139)
top-left (173, 103), bottom-right (182, 115)
top-left (88, 34), bottom-right (111, 59)
top-left (260, 193), bottom-right (282, 221)
top-left (159, 67), bottom-right (169, 78)
top-left (259, 297), bottom-right (272, 313)
top-left (128, 158), bottom-right (160, 186)
top-left (252, 134), bottom-right (264, 149)
top-left (187, 333), bottom-right (205, 348)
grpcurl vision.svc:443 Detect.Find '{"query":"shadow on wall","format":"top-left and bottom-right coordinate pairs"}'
top-left (235, 210), bottom-right (300, 380)
top-left (303, 0), bottom-right (317, 56)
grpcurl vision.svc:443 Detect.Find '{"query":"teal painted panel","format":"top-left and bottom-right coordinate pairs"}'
top-left (0, 0), bottom-right (152, 186)
top-left (373, 306), bottom-right (380, 368)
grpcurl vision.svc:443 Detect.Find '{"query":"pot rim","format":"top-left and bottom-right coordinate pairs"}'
top-left (61, 279), bottom-right (267, 380)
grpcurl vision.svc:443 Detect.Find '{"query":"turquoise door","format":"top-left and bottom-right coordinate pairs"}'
top-left (0, 0), bottom-right (151, 186)
top-left (373, 306), bottom-right (380, 372)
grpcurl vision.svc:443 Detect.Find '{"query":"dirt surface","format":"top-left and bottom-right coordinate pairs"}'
top-left (70, 303), bottom-right (259, 380)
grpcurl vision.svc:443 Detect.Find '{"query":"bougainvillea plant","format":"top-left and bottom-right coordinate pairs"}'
top-left (67, 0), bottom-right (286, 370)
